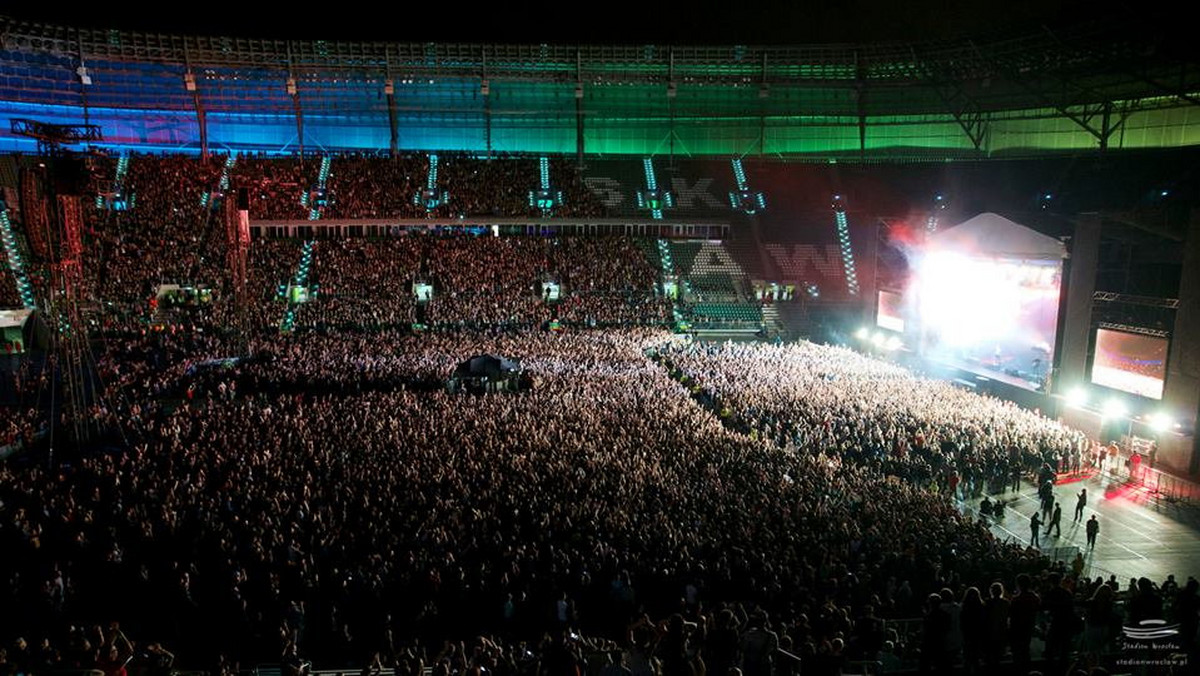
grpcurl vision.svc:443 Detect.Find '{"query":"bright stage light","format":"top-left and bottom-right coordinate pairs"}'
top-left (1066, 387), bottom-right (1088, 409)
top-left (885, 336), bottom-right (902, 352)
top-left (855, 327), bottom-right (870, 340)
top-left (872, 332), bottom-right (886, 347)
top-left (1102, 398), bottom-right (1128, 420)
top-left (1148, 413), bottom-right (1173, 433)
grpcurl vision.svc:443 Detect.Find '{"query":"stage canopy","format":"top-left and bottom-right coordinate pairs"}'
top-left (452, 354), bottom-right (522, 380)
top-left (928, 212), bottom-right (1066, 260)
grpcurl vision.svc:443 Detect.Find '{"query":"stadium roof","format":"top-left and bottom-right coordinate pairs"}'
top-left (0, 5), bottom-right (1195, 157)
top-left (0, 1), bottom-right (1129, 45)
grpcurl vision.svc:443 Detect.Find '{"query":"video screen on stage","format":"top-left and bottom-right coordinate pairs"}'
top-left (1091, 328), bottom-right (1168, 400)
top-left (877, 290), bottom-right (905, 332)
top-left (914, 254), bottom-right (1061, 391)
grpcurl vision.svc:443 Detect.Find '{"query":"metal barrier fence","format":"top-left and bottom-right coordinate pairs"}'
top-left (1139, 465), bottom-right (1200, 507)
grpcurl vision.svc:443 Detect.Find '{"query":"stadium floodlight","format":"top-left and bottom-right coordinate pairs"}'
top-left (855, 327), bottom-right (870, 340)
top-left (1101, 398), bottom-right (1127, 420)
top-left (1066, 387), bottom-right (1088, 409)
top-left (1148, 413), bottom-right (1173, 433)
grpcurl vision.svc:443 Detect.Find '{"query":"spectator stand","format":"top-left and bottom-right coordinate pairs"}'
top-left (667, 240), bottom-right (762, 334)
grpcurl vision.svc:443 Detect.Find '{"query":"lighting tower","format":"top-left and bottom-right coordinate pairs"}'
top-left (224, 189), bottom-right (251, 353)
top-left (11, 119), bottom-right (104, 450)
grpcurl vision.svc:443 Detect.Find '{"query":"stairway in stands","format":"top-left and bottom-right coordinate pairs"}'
top-left (280, 241), bottom-right (314, 332)
top-left (654, 239), bottom-right (685, 326)
top-left (308, 156), bottom-right (332, 220)
top-left (0, 206), bottom-right (37, 309)
top-left (761, 303), bottom-right (781, 336)
top-left (281, 157), bottom-right (330, 331)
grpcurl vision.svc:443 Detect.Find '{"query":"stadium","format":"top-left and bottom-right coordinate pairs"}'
top-left (1, 3), bottom-right (1200, 675)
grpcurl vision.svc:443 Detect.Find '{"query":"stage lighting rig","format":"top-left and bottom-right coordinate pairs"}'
top-left (636, 189), bottom-right (674, 212)
top-left (1102, 398), bottom-right (1128, 420)
top-left (728, 158), bottom-right (766, 214)
top-left (1066, 387), bottom-right (1088, 409)
top-left (530, 188), bottom-right (564, 212)
top-left (10, 119), bottom-right (102, 153)
top-left (529, 157), bottom-right (564, 213)
top-left (730, 190), bottom-right (767, 215)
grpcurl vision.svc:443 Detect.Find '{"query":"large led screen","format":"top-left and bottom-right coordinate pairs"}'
top-left (1091, 328), bottom-right (1168, 399)
top-left (877, 290), bottom-right (905, 332)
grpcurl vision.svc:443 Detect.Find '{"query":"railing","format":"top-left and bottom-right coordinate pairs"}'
top-left (1139, 465), bottom-right (1200, 507)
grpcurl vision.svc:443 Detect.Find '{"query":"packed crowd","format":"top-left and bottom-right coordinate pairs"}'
top-left (2, 154), bottom-right (1198, 676)
top-left (4, 153), bottom-right (633, 338)
top-left (238, 235), bottom-right (670, 331)
top-left (84, 155), bottom-right (228, 330)
top-left (433, 155), bottom-right (539, 218)
top-left (249, 153), bottom-right (609, 220)
top-left (7, 319), bottom-right (1197, 676)
top-left (660, 341), bottom-right (1090, 493)
top-left (0, 329), bottom-right (1049, 673)
top-left (324, 153), bottom-right (429, 220)
top-left (236, 157), bottom-right (312, 221)
top-left (298, 239), bottom-right (422, 330)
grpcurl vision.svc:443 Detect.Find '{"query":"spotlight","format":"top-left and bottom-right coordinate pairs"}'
top-left (1148, 413), bottom-right (1173, 433)
top-left (855, 327), bottom-right (869, 340)
top-left (885, 336), bottom-right (902, 351)
top-left (1065, 387), bottom-right (1088, 409)
top-left (1102, 399), bottom-right (1127, 420)
top-left (872, 332), bottom-right (886, 348)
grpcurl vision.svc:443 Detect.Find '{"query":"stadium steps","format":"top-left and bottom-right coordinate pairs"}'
top-left (761, 302), bottom-right (781, 335)
top-left (654, 239), bottom-right (684, 325)
top-left (775, 301), bottom-right (813, 339)
top-left (0, 207), bottom-right (37, 309)
top-left (280, 240), bottom-right (315, 332)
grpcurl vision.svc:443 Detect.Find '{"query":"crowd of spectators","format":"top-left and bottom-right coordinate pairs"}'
top-left (549, 158), bottom-right (609, 219)
top-left (298, 239), bottom-right (422, 331)
top-left (3, 153), bottom-right (1198, 676)
top-left (236, 157), bottom-right (312, 221)
top-left (659, 341), bottom-right (1090, 494)
top-left (239, 239), bottom-right (304, 331)
top-left (433, 155), bottom-right (539, 219)
top-left (85, 155), bottom-right (228, 328)
top-left (7, 323), bottom-right (1196, 675)
top-left (324, 153), bottom-right (429, 220)
top-left (0, 330), bottom-right (1037, 672)
top-left (248, 153), bottom-right (611, 220)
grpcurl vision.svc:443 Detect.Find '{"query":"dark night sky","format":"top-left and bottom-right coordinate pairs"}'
top-left (3, 0), bottom-right (1164, 45)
